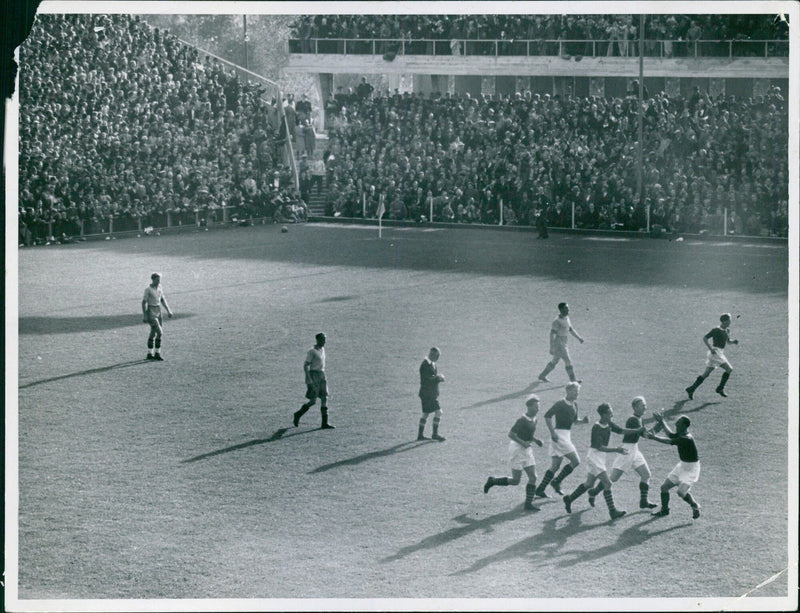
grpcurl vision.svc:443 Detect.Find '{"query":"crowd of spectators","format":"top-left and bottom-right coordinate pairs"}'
top-left (17, 13), bottom-right (789, 244)
top-left (18, 13), bottom-right (308, 246)
top-left (291, 14), bottom-right (789, 56)
top-left (322, 86), bottom-right (788, 236)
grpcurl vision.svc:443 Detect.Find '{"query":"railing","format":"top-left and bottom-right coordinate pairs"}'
top-left (18, 205), bottom-right (286, 245)
top-left (289, 37), bottom-right (789, 59)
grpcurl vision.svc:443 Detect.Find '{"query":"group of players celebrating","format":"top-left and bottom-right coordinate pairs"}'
top-left (481, 303), bottom-right (738, 521)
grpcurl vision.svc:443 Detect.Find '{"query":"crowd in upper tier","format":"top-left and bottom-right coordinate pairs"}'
top-left (290, 14), bottom-right (789, 55)
top-left (321, 86), bottom-right (788, 236)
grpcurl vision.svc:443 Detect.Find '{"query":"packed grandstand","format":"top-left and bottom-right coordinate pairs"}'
top-left (18, 13), bottom-right (789, 245)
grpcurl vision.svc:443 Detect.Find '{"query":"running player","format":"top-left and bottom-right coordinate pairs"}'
top-left (533, 382), bottom-right (589, 498)
top-left (141, 272), bottom-right (173, 361)
top-left (562, 403), bottom-right (645, 520)
top-left (538, 302), bottom-right (584, 383)
top-left (483, 394), bottom-right (545, 511)
top-left (685, 313), bottom-right (739, 398)
top-left (293, 333), bottom-right (335, 429)
top-left (648, 413), bottom-right (702, 519)
top-left (586, 396), bottom-right (658, 509)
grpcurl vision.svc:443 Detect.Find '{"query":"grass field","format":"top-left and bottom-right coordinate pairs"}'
top-left (10, 222), bottom-right (796, 609)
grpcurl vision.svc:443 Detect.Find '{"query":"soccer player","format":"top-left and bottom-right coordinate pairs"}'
top-left (533, 382), bottom-right (588, 498)
top-left (418, 347), bottom-right (446, 441)
top-left (585, 396), bottom-right (658, 509)
top-left (483, 394), bottom-right (545, 511)
top-left (538, 302), bottom-right (584, 383)
top-left (562, 403), bottom-right (646, 520)
top-left (685, 313), bottom-right (739, 398)
top-left (141, 272), bottom-right (173, 361)
top-left (647, 413), bottom-right (702, 519)
top-left (293, 333), bottom-right (335, 429)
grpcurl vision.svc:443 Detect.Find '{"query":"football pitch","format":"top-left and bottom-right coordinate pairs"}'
top-left (11, 222), bottom-right (795, 607)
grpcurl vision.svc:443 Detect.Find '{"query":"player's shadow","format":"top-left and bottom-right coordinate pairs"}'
top-left (641, 399), bottom-right (720, 426)
top-left (19, 313), bottom-right (194, 335)
top-left (181, 427), bottom-right (313, 463)
top-left (18, 359), bottom-right (150, 389)
top-left (309, 439), bottom-right (434, 474)
top-left (450, 509), bottom-right (599, 575)
top-left (382, 506), bottom-right (533, 563)
top-left (457, 380), bottom-right (563, 411)
top-left (553, 514), bottom-right (692, 568)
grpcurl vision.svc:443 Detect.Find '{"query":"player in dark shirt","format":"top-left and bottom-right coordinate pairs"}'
top-left (417, 347), bottom-right (446, 441)
top-left (562, 403), bottom-right (645, 520)
top-left (647, 413), bottom-right (702, 519)
top-left (534, 382), bottom-right (589, 498)
top-left (484, 395), bottom-right (545, 511)
top-left (685, 313), bottom-right (739, 399)
top-left (586, 396), bottom-right (658, 509)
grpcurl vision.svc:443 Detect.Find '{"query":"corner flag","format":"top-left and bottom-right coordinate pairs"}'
top-left (376, 194), bottom-right (385, 220)
top-left (377, 194), bottom-right (385, 238)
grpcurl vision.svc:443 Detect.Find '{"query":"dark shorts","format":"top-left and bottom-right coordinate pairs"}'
top-left (305, 370), bottom-right (328, 400)
top-left (420, 397), bottom-right (440, 414)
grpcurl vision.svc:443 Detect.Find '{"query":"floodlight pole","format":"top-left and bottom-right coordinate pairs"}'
top-left (637, 14), bottom-right (645, 227)
top-left (243, 15), bottom-right (249, 70)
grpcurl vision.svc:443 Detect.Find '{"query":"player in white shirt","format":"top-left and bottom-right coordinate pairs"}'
top-left (538, 302), bottom-right (584, 383)
top-left (141, 272), bottom-right (173, 361)
top-left (293, 333), bottom-right (335, 429)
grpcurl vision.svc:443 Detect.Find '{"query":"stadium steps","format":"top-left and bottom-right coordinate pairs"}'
top-left (295, 132), bottom-right (328, 217)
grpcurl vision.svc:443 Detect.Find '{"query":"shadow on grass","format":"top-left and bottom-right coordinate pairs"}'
top-left (382, 506), bottom-right (534, 563)
top-left (181, 426), bottom-right (316, 463)
top-left (641, 400), bottom-right (721, 427)
top-left (19, 359), bottom-right (151, 389)
top-left (450, 509), bottom-right (597, 575)
top-left (309, 439), bottom-right (435, 474)
top-left (457, 380), bottom-right (561, 411)
top-left (553, 515), bottom-right (693, 568)
top-left (19, 312), bottom-right (194, 335)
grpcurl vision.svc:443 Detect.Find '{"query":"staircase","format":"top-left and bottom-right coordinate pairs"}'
top-left (306, 190), bottom-right (327, 217)
top-left (294, 132), bottom-right (328, 218)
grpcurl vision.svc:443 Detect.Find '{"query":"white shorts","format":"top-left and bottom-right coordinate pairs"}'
top-left (508, 440), bottom-right (535, 471)
top-left (705, 349), bottom-right (731, 369)
top-left (549, 429), bottom-right (577, 458)
top-left (550, 341), bottom-right (571, 362)
top-left (667, 461), bottom-right (701, 488)
top-left (586, 448), bottom-right (609, 476)
top-left (611, 443), bottom-right (648, 473)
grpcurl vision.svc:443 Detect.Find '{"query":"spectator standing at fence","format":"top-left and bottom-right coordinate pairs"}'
top-left (418, 347), bottom-right (446, 441)
top-left (606, 20), bottom-right (627, 57)
top-left (538, 302), bottom-right (584, 383)
top-left (142, 272), bottom-right (173, 361)
top-left (686, 20), bottom-right (702, 57)
top-left (293, 332), bottom-right (335, 429)
top-left (483, 394), bottom-right (545, 511)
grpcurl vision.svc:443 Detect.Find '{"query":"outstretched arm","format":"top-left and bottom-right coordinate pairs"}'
top-left (569, 326), bottom-right (584, 344)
